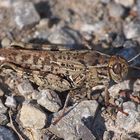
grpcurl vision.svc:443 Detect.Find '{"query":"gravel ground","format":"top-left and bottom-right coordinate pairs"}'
top-left (0, 0), bottom-right (140, 140)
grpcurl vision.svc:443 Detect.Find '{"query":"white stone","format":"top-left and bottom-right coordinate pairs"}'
top-left (1, 37), bottom-right (11, 48)
top-left (5, 96), bottom-right (17, 108)
top-left (123, 21), bottom-right (140, 39)
top-left (133, 79), bottom-right (140, 93)
top-left (116, 101), bottom-right (140, 133)
top-left (19, 103), bottom-right (46, 129)
top-left (115, 0), bottom-right (135, 7)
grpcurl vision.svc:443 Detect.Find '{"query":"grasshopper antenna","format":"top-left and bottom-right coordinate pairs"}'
top-left (128, 53), bottom-right (140, 70)
top-left (128, 53), bottom-right (140, 63)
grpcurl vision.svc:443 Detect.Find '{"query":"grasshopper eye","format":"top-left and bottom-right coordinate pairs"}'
top-left (108, 56), bottom-right (128, 83)
top-left (112, 63), bottom-right (122, 74)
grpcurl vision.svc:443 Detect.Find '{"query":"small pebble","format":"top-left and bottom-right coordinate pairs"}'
top-left (116, 101), bottom-right (140, 133)
top-left (109, 80), bottom-right (131, 98)
top-left (17, 80), bottom-right (34, 96)
top-left (137, 104), bottom-right (140, 112)
top-left (1, 37), bottom-right (11, 48)
top-left (112, 33), bottom-right (125, 48)
top-left (13, 1), bottom-right (40, 29)
top-left (103, 131), bottom-right (112, 140)
top-left (115, 0), bottom-right (135, 7)
top-left (123, 20), bottom-right (140, 39)
top-left (123, 40), bottom-right (138, 48)
top-left (123, 101), bottom-right (136, 111)
top-left (19, 103), bottom-right (47, 129)
top-left (137, 0), bottom-right (140, 18)
top-left (5, 96), bottom-right (17, 108)
top-left (0, 114), bottom-right (8, 125)
top-left (47, 27), bottom-right (82, 48)
top-left (0, 99), bottom-right (7, 114)
top-left (133, 79), bottom-right (140, 93)
top-left (81, 21), bottom-right (108, 41)
top-left (108, 2), bottom-right (125, 19)
top-left (37, 89), bottom-right (62, 112)
top-left (81, 21), bottom-right (106, 35)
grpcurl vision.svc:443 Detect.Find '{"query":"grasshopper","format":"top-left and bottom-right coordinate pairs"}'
top-left (0, 40), bottom-right (139, 124)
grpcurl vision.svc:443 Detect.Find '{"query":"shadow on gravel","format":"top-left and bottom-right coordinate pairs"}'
top-left (35, 1), bottom-right (52, 18)
top-left (81, 110), bottom-right (108, 140)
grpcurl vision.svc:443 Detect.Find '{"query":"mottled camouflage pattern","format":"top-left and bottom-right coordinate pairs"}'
top-left (0, 43), bottom-right (128, 99)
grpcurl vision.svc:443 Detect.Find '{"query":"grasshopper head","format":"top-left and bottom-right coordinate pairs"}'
top-left (108, 55), bottom-right (128, 83)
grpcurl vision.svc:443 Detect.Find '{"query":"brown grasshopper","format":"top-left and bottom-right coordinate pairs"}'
top-left (0, 40), bottom-right (139, 124)
top-left (0, 41), bottom-right (128, 94)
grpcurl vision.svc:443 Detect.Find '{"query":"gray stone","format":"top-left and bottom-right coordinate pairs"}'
top-left (137, 0), bottom-right (140, 19)
top-left (17, 80), bottom-right (34, 96)
top-left (77, 124), bottom-right (96, 140)
top-left (37, 89), bottom-right (62, 112)
top-left (108, 2), bottom-right (125, 19)
top-left (100, 0), bottom-right (111, 4)
top-left (116, 101), bottom-right (140, 133)
top-left (0, 99), bottom-right (7, 114)
top-left (13, 1), bottom-right (40, 29)
top-left (49, 0), bottom-right (99, 26)
top-left (0, 114), bottom-right (8, 125)
top-left (47, 27), bottom-right (82, 48)
top-left (123, 40), bottom-right (138, 48)
top-left (80, 21), bottom-right (112, 43)
top-left (19, 103), bottom-right (47, 129)
top-left (115, 0), bottom-right (135, 7)
top-left (48, 100), bottom-right (98, 140)
top-left (123, 20), bottom-right (140, 39)
top-left (81, 21), bottom-right (107, 38)
top-left (112, 33), bottom-right (125, 48)
top-left (137, 104), bottom-right (140, 112)
top-left (0, 125), bottom-right (18, 140)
